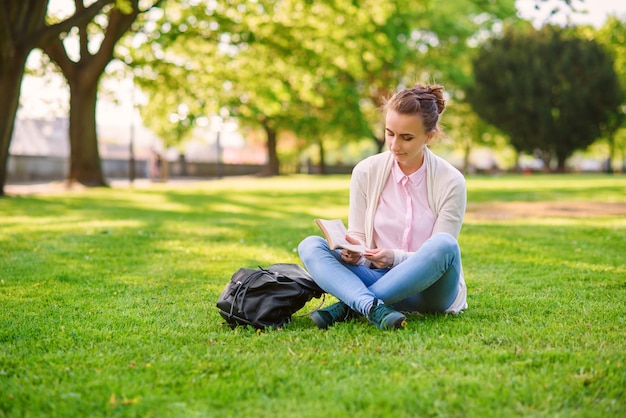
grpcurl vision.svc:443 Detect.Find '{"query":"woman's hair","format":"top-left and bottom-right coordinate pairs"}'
top-left (382, 83), bottom-right (446, 135)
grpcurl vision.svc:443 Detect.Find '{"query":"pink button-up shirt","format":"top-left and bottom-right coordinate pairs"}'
top-left (373, 160), bottom-right (435, 252)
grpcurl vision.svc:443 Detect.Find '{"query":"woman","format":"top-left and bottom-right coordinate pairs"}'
top-left (298, 83), bottom-right (467, 330)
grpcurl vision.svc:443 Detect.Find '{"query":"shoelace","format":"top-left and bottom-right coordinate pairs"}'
top-left (368, 299), bottom-right (396, 323)
top-left (326, 302), bottom-right (350, 320)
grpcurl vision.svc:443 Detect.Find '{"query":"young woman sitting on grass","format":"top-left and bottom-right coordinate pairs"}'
top-left (298, 82), bottom-right (467, 330)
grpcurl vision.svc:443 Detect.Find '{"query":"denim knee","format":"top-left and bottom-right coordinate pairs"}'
top-left (297, 235), bottom-right (326, 263)
top-left (432, 232), bottom-right (460, 259)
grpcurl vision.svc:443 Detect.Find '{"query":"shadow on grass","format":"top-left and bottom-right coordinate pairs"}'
top-left (0, 182), bottom-right (352, 289)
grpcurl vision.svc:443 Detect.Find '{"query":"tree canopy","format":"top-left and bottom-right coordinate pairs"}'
top-left (468, 24), bottom-right (624, 172)
top-left (4, 0), bottom-right (620, 193)
top-left (591, 16), bottom-right (626, 171)
top-left (130, 0), bottom-right (517, 175)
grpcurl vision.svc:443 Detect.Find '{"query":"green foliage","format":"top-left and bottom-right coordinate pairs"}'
top-left (128, 0), bottom-right (518, 169)
top-left (594, 17), bottom-right (626, 92)
top-left (469, 24), bottom-right (625, 171)
top-left (127, 0), bottom-right (240, 147)
top-left (588, 16), bottom-right (626, 171)
top-left (1, 175), bottom-right (625, 417)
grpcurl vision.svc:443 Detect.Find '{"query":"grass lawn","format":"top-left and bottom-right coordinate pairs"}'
top-left (1, 174), bottom-right (625, 417)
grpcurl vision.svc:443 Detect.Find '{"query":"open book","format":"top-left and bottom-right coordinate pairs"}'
top-left (314, 218), bottom-right (368, 254)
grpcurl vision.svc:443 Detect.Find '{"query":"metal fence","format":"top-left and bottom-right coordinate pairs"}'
top-left (7, 155), bottom-right (355, 183)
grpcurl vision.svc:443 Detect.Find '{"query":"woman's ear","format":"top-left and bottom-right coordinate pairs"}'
top-left (426, 131), bottom-right (436, 145)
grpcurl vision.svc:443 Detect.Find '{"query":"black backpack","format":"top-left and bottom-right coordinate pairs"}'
top-left (216, 263), bottom-right (324, 329)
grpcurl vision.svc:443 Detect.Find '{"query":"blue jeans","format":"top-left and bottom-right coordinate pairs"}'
top-left (298, 232), bottom-right (461, 315)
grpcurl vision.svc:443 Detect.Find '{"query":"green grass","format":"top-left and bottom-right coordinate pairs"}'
top-left (1, 174), bottom-right (625, 417)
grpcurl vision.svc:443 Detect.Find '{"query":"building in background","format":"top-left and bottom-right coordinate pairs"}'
top-left (7, 115), bottom-right (266, 183)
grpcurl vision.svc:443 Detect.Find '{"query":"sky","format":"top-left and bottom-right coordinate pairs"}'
top-left (516, 0), bottom-right (626, 28)
top-left (19, 0), bottom-right (626, 128)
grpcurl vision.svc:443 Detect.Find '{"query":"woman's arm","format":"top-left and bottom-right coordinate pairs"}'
top-left (432, 174), bottom-right (466, 238)
top-left (347, 163), bottom-right (369, 246)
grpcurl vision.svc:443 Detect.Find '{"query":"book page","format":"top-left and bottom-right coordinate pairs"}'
top-left (314, 219), bottom-right (368, 253)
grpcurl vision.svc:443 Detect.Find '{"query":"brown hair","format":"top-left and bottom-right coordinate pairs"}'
top-left (383, 83), bottom-right (446, 135)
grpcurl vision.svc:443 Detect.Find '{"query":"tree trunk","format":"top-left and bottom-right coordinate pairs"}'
top-left (556, 156), bottom-right (566, 173)
top-left (317, 139), bottom-right (326, 175)
top-left (0, 57), bottom-right (27, 196)
top-left (512, 150), bottom-right (519, 173)
top-left (39, 1), bottom-right (141, 188)
top-left (463, 141), bottom-right (471, 175)
top-left (160, 159), bottom-right (170, 181)
top-left (0, 0), bottom-right (119, 195)
top-left (262, 122), bottom-right (279, 176)
top-left (541, 152), bottom-right (553, 173)
top-left (67, 75), bottom-right (106, 186)
top-left (607, 136), bottom-right (615, 174)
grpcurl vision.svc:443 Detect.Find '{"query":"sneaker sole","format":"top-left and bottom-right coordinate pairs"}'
top-left (383, 313), bottom-right (407, 330)
top-left (310, 311), bottom-right (330, 329)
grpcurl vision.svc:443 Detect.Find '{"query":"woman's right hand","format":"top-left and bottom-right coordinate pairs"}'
top-left (340, 249), bottom-right (361, 264)
top-left (340, 235), bottom-right (363, 264)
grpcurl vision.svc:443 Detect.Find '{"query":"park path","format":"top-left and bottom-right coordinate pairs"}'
top-left (466, 201), bottom-right (626, 219)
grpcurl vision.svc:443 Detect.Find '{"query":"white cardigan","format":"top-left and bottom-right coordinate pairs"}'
top-left (347, 148), bottom-right (468, 313)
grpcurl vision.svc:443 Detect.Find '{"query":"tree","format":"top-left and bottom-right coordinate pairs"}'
top-left (469, 24), bottom-right (624, 172)
top-left (131, 55), bottom-right (215, 180)
top-left (276, 0), bottom-right (518, 154)
top-left (442, 100), bottom-right (510, 174)
top-left (234, 0), bottom-right (518, 170)
top-left (0, 0), bottom-right (112, 196)
top-left (129, 0), bottom-right (518, 176)
top-left (39, 0), bottom-right (159, 187)
top-left (128, 0), bottom-right (261, 170)
top-left (591, 17), bottom-right (626, 173)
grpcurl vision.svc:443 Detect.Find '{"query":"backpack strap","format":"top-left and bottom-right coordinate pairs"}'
top-left (226, 269), bottom-right (267, 324)
top-left (266, 263), bottom-right (326, 317)
top-left (267, 263), bottom-right (324, 296)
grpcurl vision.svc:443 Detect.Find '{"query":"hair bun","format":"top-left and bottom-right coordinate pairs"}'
top-left (384, 83), bottom-right (446, 136)
top-left (410, 83), bottom-right (446, 114)
top-left (426, 84), bottom-right (446, 114)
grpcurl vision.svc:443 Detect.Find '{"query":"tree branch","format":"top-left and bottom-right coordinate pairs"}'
top-left (33, 0), bottom-right (114, 48)
top-left (0, 0), bottom-right (48, 74)
top-left (40, 36), bottom-right (74, 79)
top-left (90, 1), bottom-right (139, 76)
top-left (76, 0), bottom-right (90, 60)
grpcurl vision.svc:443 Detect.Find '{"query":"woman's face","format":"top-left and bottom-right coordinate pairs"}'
top-left (385, 110), bottom-right (434, 174)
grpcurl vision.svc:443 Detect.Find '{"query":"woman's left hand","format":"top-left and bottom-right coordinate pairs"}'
top-left (363, 248), bottom-right (395, 269)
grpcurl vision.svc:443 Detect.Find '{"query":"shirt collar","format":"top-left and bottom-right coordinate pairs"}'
top-left (391, 159), bottom-right (426, 185)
